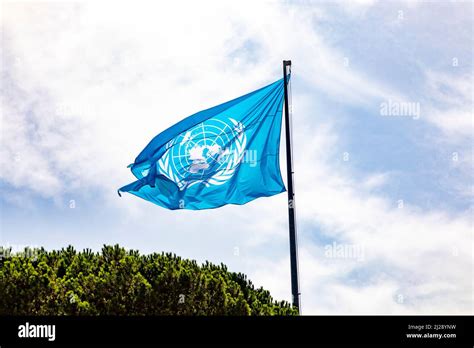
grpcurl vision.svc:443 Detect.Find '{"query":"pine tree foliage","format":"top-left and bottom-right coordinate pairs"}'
top-left (0, 245), bottom-right (297, 316)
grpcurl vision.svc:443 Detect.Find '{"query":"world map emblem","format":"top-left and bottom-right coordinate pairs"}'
top-left (158, 117), bottom-right (247, 190)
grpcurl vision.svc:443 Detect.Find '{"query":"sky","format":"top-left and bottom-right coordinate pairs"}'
top-left (0, 0), bottom-right (472, 314)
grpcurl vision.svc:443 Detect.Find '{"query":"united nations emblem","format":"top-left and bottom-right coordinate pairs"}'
top-left (158, 117), bottom-right (247, 189)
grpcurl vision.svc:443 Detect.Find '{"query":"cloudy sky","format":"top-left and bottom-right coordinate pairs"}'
top-left (1, 0), bottom-right (472, 314)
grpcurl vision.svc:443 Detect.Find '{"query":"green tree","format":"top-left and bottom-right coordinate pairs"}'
top-left (0, 245), bottom-right (297, 316)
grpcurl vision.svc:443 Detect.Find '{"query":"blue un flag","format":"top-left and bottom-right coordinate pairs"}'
top-left (118, 78), bottom-right (287, 210)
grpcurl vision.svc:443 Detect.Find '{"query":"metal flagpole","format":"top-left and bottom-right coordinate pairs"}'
top-left (283, 60), bottom-right (300, 313)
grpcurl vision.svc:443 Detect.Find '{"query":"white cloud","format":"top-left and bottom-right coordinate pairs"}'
top-left (362, 172), bottom-right (389, 190)
top-left (422, 71), bottom-right (473, 138)
top-left (242, 95), bottom-right (472, 314)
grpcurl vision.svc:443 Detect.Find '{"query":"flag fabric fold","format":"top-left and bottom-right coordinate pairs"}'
top-left (118, 77), bottom-right (287, 210)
